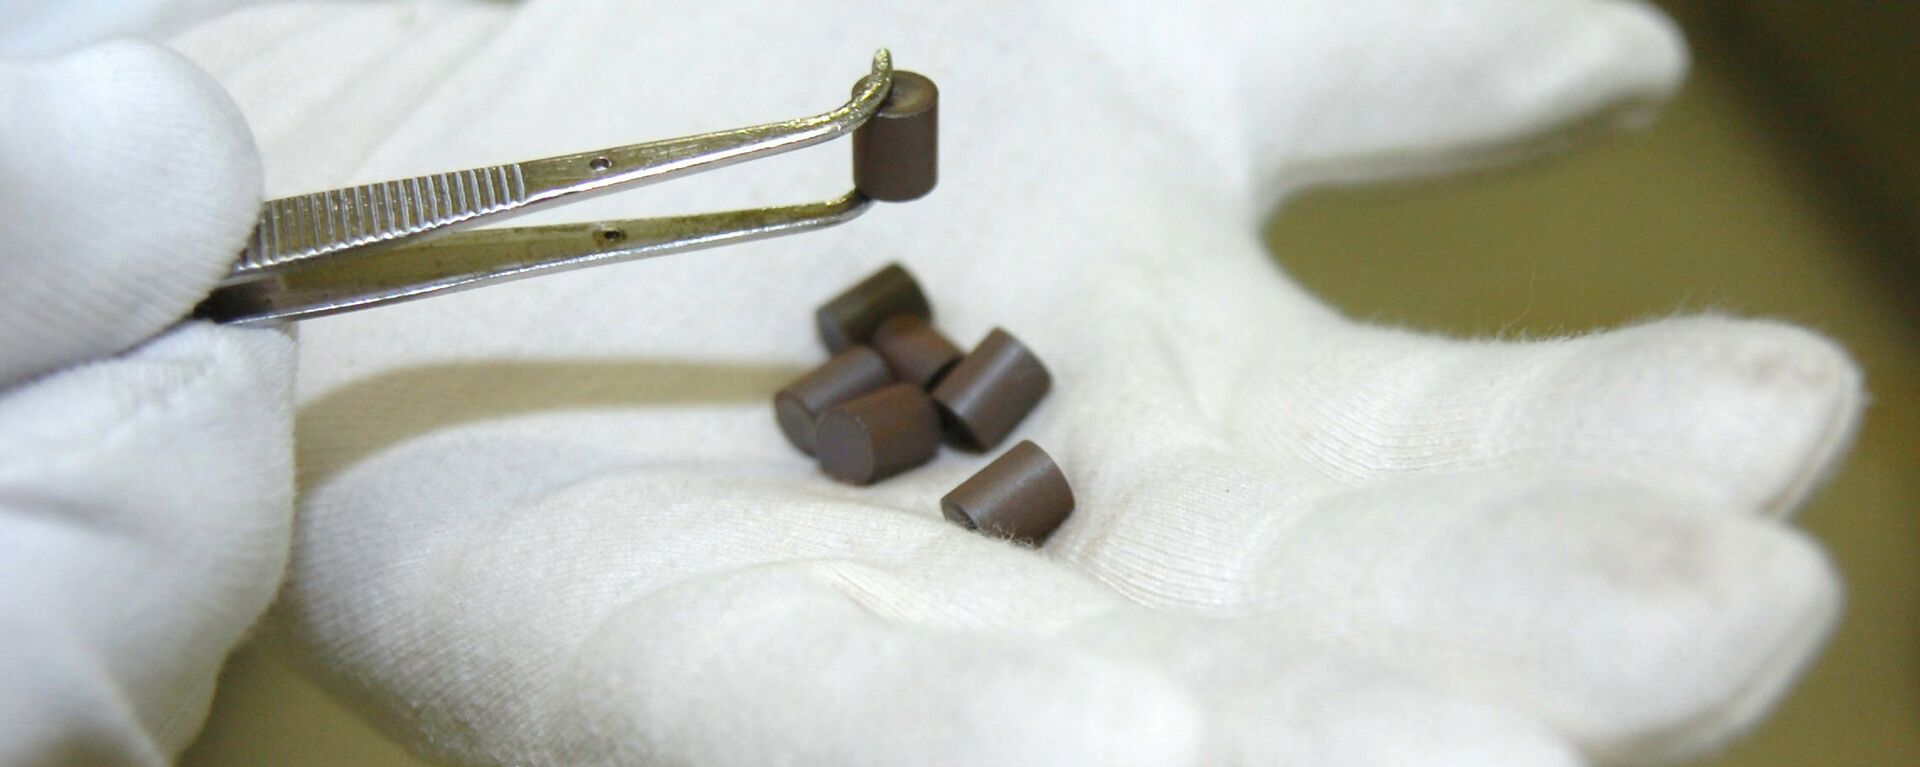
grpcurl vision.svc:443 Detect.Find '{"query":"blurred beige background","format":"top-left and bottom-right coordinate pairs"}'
top-left (183, 4), bottom-right (1918, 765)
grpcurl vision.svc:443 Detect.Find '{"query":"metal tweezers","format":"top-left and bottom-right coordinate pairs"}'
top-left (201, 49), bottom-right (909, 325)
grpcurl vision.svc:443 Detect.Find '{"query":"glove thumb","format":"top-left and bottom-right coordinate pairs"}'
top-left (0, 321), bottom-right (294, 764)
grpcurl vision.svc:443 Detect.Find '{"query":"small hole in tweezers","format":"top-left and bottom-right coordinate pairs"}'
top-left (588, 156), bottom-right (613, 172)
top-left (598, 228), bottom-right (626, 244)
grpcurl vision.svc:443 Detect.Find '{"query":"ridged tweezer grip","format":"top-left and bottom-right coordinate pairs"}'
top-left (239, 163), bottom-right (529, 273)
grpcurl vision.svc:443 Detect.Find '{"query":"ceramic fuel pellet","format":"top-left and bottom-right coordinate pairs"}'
top-left (815, 263), bottom-right (933, 353)
top-left (940, 441), bottom-right (1075, 545)
top-left (851, 70), bottom-right (938, 202)
top-left (869, 314), bottom-right (962, 387)
top-left (815, 382), bottom-right (943, 485)
top-left (774, 346), bottom-right (895, 455)
top-left (930, 328), bottom-right (1051, 450)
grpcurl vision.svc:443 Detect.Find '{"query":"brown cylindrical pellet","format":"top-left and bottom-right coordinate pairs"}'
top-left (774, 346), bottom-right (895, 455)
top-left (869, 314), bottom-right (962, 388)
top-left (930, 328), bottom-right (1051, 450)
top-left (941, 441), bottom-right (1075, 545)
top-left (851, 70), bottom-right (938, 202)
top-left (816, 383), bottom-right (943, 485)
top-left (815, 263), bottom-right (932, 353)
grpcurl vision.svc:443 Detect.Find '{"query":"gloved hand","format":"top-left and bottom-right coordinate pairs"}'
top-left (175, 1), bottom-right (1863, 765)
top-left (0, 38), bottom-right (293, 765)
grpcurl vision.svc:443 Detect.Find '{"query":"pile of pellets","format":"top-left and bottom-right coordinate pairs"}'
top-left (774, 264), bottom-right (1074, 545)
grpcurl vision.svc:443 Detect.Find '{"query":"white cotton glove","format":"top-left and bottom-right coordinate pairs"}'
top-left (173, 1), bottom-right (1863, 765)
top-left (0, 38), bottom-right (293, 766)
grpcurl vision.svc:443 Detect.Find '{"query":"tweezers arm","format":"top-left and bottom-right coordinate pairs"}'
top-left (201, 193), bottom-right (874, 325)
top-left (231, 50), bottom-right (894, 278)
top-left (238, 162), bottom-right (534, 278)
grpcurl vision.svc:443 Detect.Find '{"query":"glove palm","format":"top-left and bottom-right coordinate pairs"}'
top-left (174, 1), bottom-right (1861, 765)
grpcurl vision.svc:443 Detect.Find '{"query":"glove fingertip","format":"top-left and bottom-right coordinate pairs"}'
top-left (0, 39), bottom-right (262, 389)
